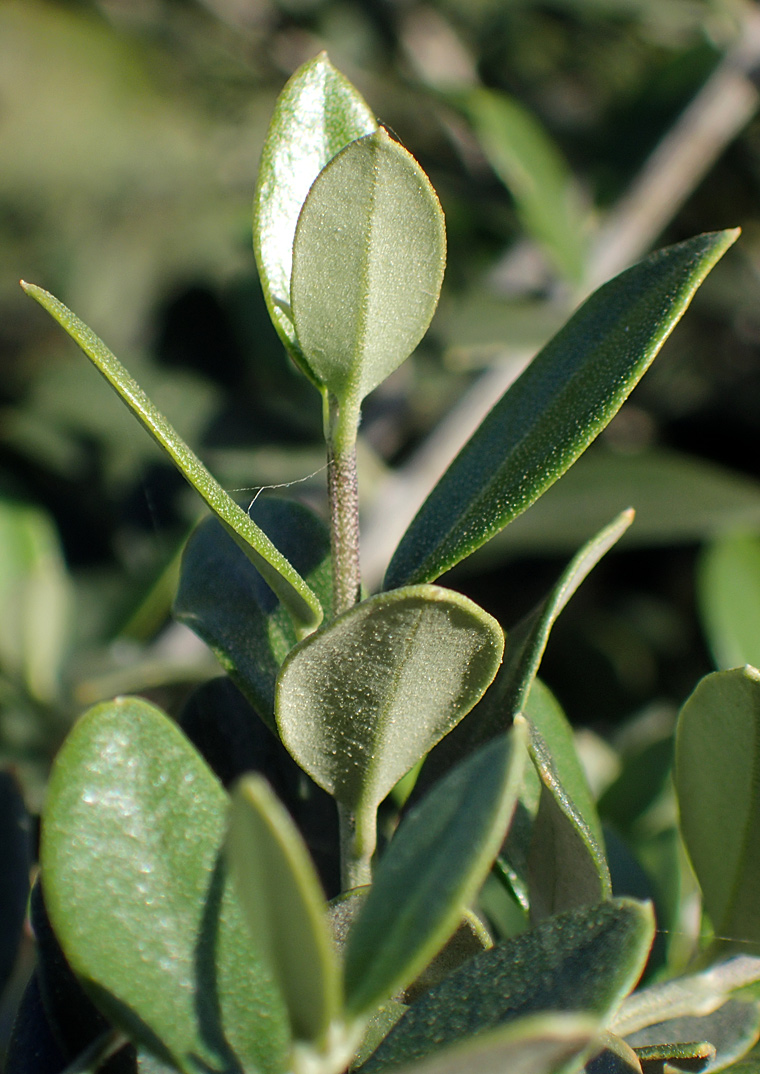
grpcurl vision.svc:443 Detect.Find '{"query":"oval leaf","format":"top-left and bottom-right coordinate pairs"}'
top-left (359, 899), bottom-right (655, 1072)
top-left (344, 725), bottom-right (528, 1018)
top-left (675, 666), bottom-right (760, 949)
top-left (384, 229), bottom-right (739, 589)
top-left (40, 697), bottom-right (290, 1074)
top-left (227, 775), bottom-right (341, 1046)
top-left (291, 128), bottom-right (446, 409)
top-left (253, 52), bottom-right (378, 377)
top-left (174, 498), bottom-right (332, 728)
top-left (276, 584), bottom-right (504, 832)
top-left (20, 282), bottom-right (322, 636)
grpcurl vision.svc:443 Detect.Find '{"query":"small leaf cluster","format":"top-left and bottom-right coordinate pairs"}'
top-left (9, 50), bottom-right (760, 1074)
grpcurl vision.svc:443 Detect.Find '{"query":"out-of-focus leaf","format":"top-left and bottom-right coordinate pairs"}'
top-left (253, 51), bottom-right (377, 378)
top-left (291, 129), bottom-right (446, 413)
top-left (626, 1000), bottom-right (760, 1073)
top-left (0, 496), bottom-right (71, 704)
top-left (697, 532), bottom-right (760, 670)
top-left (675, 668), bottom-right (760, 950)
top-left (385, 230), bottom-right (739, 589)
top-left (459, 87), bottom-right (587, 283)
top-left (174, 499), bottom-right (332, 728)
top-left (40, 697), bottom-right (290, 1073)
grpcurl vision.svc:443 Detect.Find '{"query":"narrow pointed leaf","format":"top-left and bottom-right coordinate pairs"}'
top-left (174, 499), bottom-right (332, 729)
top-left (276, 584), bottom-right (504, 835)
top-left (291, 129), bottom-right (446, 409)
top-left (385, 229), bottom-right (739, 589)
top-left (40, 697), bottom-right (290, 1074)
top-left (411, 510), bottom-right (633, 800)
top-left (21, 282), bottom-right (322, 635)
top-left (228, 774), bottom-right (341, 1044)
top-left (344, 724), bottom-right (528, 1018)
top-left (460, 87), bottom-right (587, 283)
top-left (675, 667), bottom-right (760, 948)
top-left (376, 1012), bottom-right (600, 1074)
top-left (253, 52), bottom-right (378, 377)
top-left (360, 899), bottom-right (654, 1072)
top-left (525, 683), bottom-right (611, 921)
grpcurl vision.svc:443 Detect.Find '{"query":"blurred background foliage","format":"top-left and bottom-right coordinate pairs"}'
top-left (3, 0), bottom-right (760, 791)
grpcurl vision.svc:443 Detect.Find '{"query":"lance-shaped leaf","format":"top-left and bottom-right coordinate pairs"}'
top-left (253, 51), bottom-right (378, 378)
top-left (411, 510), bottom-right (633, 801)
top-left (344, 725), bottom-right (528, 1018)
top-left (525, 683), bottom-right (611, 921)
top-left (276, 584), bottom-right (504, 854)
top-left (459, 87), bottom-right (587, 284)
top-left (384, 229), bottom-right (739, 590)
top-left (40, 697), bottom-right (290, 1074)
top-left (227, 775), bottom-right (342, 1047)
top-left (174, 499), bottom-right (332, 729)
top-left (291, 129), bottom-right (446, 411)
top-left (359, 899), bottom-right (655, 1072)
top-left (21, 282), bottom-right (322, 636)
top-left (675, 667), bottom-right (760, 950)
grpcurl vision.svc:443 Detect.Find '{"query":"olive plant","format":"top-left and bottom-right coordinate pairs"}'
top-left (11, 52), bottom-right (760, 1074)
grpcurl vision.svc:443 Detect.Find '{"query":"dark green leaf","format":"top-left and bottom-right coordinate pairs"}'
top-left (344, 726), bottom-right (528, 1017)
top-left (675, 667), bottom-right (760, 949)
top-left (359, 899), bottom-right (654, 1071)
top-left (253, 52), bottom-right (377, 378)
top-left (174, 498), bottom-right (332, 728)
top-left (291, 129), bottom-right (446, 412)
top-left (384, 230), bottom-right (739, 589)
top-left (374, 1012), bottom-right (600, 1074)
top-left (40, 697), bottom-right (290, 1073)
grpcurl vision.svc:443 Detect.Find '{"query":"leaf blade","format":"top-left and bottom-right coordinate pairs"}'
top-left (384, 229), bottom-right (739, 589)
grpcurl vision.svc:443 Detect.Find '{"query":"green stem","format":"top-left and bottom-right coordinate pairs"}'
top-left (338, 802), bottom-right (375, 890)
top-left (325, 393), bottom-right (362, 617)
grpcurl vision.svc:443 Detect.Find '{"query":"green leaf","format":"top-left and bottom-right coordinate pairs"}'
top-left (626, 1000), bottom-right (760, 1074)
top-left (21, 281), bottom-right (322, 637)
top-left (344, 725), bottom-right (528, 1018)
top-left (613, 956), bottom-right (760, 1038)
top-left (634, 1041), bottom-right (715, 1074)
top-left (467, 448), bottom-right (760, 562)
top-left (459, 87), bottom-right (587, 283)
top-left (276, 584), bottom-right (504, 854)
top-left (253, 52), bottom-right (378, 379)
top-left (524, 684), bottom-right (611, 921)
top-left (359, 899), bottom-right (655, 1072)
top-left (384, 229), bottom-right (740, 589)
top-left (0, 496), bottom-right (71, 705)
top-left (697, 533), bottom-right (760, 671)
top-left (40, 697), bottom-right (290, 1074)
top-left (174, 498), bottom-right (332, 729)
top-left (411, 510), bottom-right (633, 800)
top-left (227, 775), bottom-right (342, 1048)
top-left (291, 128), bottom-right (446, 413)
top-left (675, 667), bottom-right (760, 950)
top-left (371, 1012), bottom-right (601, 1074)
